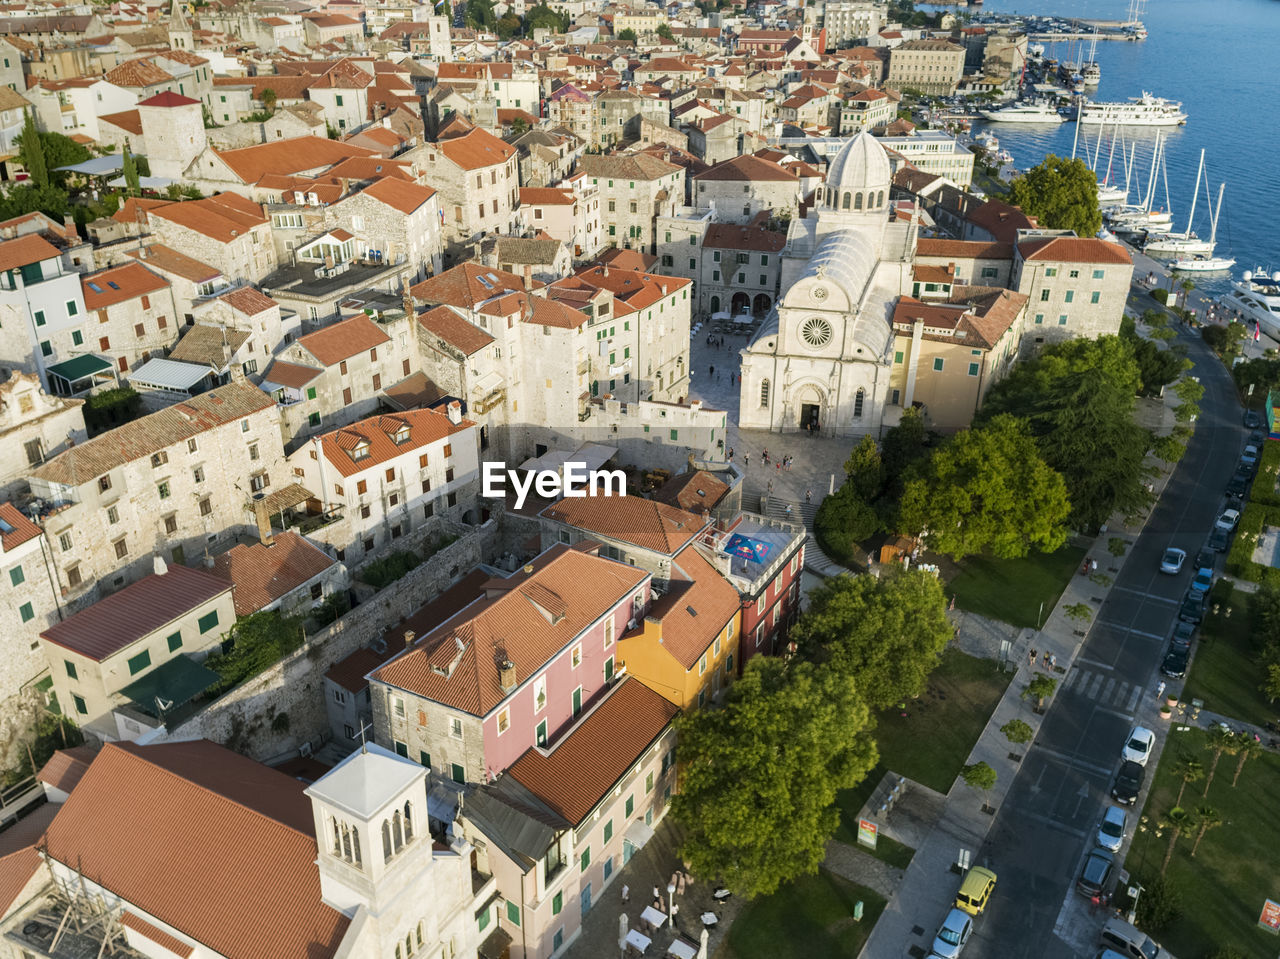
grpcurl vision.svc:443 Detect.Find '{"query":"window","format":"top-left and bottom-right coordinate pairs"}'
top-left (497, 708), bottom-right (510, 734)
top-left (478, 908), bottom-right (491, 933)
top-left (1040, 289), bottom-right (1050, 302)
top-left (73, 694), bottom-right (87, 715)
top-left (71, 329), bottom-right (83, 346)
top-left (1069, 270), bottom-right (1080, 278)
top-left (1045, 268), bottom-right (1057, 277)
top-left (625, 794), bottom-right (634, 817)
top-left (127, 650), bottom-right (151, 675)
top-left (40, 341), bottom-right (51, 357)
top-left (157, 481), bottom-right (171, 500)
top-left (66, 300), bottom-right (78, 317)
top-left (451, 762), bottom-right (465, 784)
top-left (1059, 315), bottom-right (1069, 326)
top-left (853, 388), bottom-right (865, 418)
top-left (167, 631), bottom-right (183, 652)
top-left (507, 902), bottom-right (521, 925)
top-left (19, 602), bottom-right (34, 623)
top-left (571, 645), bottom-right (582, 668)
top-left (968, 362), bottom-right (980, 376)
top-left (450, 716), bottom-right (463, 738)
top-left (198, 610), bottom-right (219, 633)
top-left (698, 653), bottom-right (707, 675)
top-left (199, 497), bottom-right (212, 516)
top-left (34, 309), bottom-right (45, 326)
top-left (164, 514), bottom-right (177, 534)
top-left (1064, 290), bottom-right (1074, 304)
top-left (552, 892), bottom-right (563, 916)
top-left (9, 565), bottom-right (23, 587)
top-left (645, 771), bottom-right (654, 793)
top-left (151, 452), bottom-right (168, 468)
top-left (357, 480), bottom-right (368, 496)
top-left (572, 687), bottom-right (582, 716)
top-left (1034, 313), bottom-right (1044, 325)
top-left (1090, 291), bottom-right (1101, 304)
top-left (1092, 269), bottom-right (1105, 279)
top-left (932, 358), bottom-right (944, 372)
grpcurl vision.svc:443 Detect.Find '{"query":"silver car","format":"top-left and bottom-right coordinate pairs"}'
top-left (1096, 806), bottom-right (1127, 852)
top-left (930, 908), bottom-right (973, 959)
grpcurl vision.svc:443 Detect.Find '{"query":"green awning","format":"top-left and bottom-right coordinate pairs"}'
top-left (46, 355), bottom-right (112, 382)
top-left (120, 656), bottom-right (219, 718)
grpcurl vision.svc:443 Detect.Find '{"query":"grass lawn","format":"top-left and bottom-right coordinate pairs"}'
top-left (1123, 727), bottom-right (1280, 959)
top-left (832, 649), bottom-right (1012, 839)
top-left (724, 868), bottom-right (886, 959)
top-left (1181, 598), bottom-right (1279, 728)
top-left (948, 546), bottom-right (1087, 628)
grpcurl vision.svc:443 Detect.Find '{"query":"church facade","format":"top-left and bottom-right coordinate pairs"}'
top-left (738, 132), bottom-right (917, 437)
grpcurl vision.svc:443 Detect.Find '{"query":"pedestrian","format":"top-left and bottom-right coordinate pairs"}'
top-left (1029, 648), bottom-right (1037, 666)
top-left (767, 479), bottom-right (774, 493)
top-left (709, 365), bottom-right (715, 377)
top-left (1049, 653), bottom-right (1057, 670)
top-left (762, 449), bottom-right (770, 465)
top-left (1090, 558), bottom-right (1098, 573)
top-left (744, 453), bottom-right (749, 467)
top-left (728, 447), bottom-right (734, 461)
top-left (806, 488), bottom-right (812, 503)
top-left (785, 503), bottom-right (792, 515)
top-left (622, 885), bottom-right (630, 904)
top-left (1156, 680), bottom-right (1166, 701)
top-left (776, 461), bottom-right (782, 474)
top-left (1043, 651), bottom-right (1051, 667)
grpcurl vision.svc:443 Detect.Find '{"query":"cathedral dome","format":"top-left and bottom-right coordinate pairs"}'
top-left (821, 132), bottom-right (891, 215)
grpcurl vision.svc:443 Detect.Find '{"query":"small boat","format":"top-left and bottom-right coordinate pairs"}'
top-left (1172, 255), bottom-right (1237, 272)
top-left (1222, 269), bottom-right (1280, 338)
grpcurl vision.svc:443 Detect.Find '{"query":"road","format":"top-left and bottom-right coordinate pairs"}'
top-left (964, 320), bottom-right (1245, 959)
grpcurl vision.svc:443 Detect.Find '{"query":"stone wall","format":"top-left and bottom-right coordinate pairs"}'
top-left (164, 515), bottom-right (512, 760)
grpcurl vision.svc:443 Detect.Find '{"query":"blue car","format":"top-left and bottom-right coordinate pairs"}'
top-left (1190, 566), bottom-right (1213, 594)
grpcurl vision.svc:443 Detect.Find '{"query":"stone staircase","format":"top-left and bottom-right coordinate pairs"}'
top-left (744, 482), bottom-right (851, 579)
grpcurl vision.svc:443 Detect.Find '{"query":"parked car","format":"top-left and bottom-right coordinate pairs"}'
top-left (1190, 565), bottom-right (1213, 594)
top-left (1099, 916), bottom-right (1170, 959)
top-left (1250, 430), bottom-right (1265, 446)
top-left (1077, 848), bottom-right (1115, 897)
top-left (1208, 527), bottom-right (1231, 552)
top-left (1179, 591), bottom-right (1206, 624)
top-left (1112, 760), bottom-right (1145, 804)
top-left (930, 908), bottom-right (973, 959)
top-left (1244, 409), bottom-right (1262, 429)
top-left (1122, 726), bottom-right (1156, 766)
top-left (1194, 547), bottom-right (1215, 571)
top-left (1216, 508), bottom-right (1241, 532)
top-left (1226, 471), bottom-right (1250, 497)
top-left (1162, 644), bottom-right (1189, 678)
top-left (1159, 547), bottom-right (1185, 574)
top-left (1096, 806), bottom-right (1127, 853)
top-left (954, 866), bottom-right (997, 916)
top-left (1169, 620), bottom-right (1195, 649)
top-left (1241, 446), bottom-right (1259, 471)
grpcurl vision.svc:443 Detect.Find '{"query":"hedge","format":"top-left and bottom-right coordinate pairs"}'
top-left (1225, 501), bottom-right (1280, 585)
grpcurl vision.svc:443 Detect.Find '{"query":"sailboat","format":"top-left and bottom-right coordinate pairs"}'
top-left (1144, 149), bottom-right (1215, 255)
top-left (1097, 130), bottom-right (1130, 205)
top-left (1105, 133), bottom-right (1174, 230)
top-left (1172, 183), bottom-right (1234, 270)
top-left (1081, 30), bottom-right (1101, 86)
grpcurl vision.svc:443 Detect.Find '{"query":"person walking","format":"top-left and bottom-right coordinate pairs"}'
top-left (1156, 680), bottom-right (1166, 701)
top-left (1029, 648), bottom-right (1037, 666)
top-left (1049, 653), bottom-right (1057, 670)
top-left (743, 453), bottom-right (749, 467)
top-left (805, 489), bottom-right (812, 503)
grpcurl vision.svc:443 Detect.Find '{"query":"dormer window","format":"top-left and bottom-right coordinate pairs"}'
top-left (350, 442), bottom-right (370, 461)
top-left (393, 425), bottom-right (411, 445)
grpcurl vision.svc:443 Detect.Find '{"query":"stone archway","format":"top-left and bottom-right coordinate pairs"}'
top-left (710, 295), bottom-right (721, 313)
top-left (731, 291), bottom-right (751, 314)
top-left (794, 384), bottom-right (825, 433)
top-left (752, 293), bottom-right (772, 316)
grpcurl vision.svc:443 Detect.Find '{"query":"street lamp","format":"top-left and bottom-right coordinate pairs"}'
top-left (667, 882), bottom-right (676, 918)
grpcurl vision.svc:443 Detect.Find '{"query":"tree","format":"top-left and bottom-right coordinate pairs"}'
top-left (1201, 726), bottom-right (1237, 796)
top-left (880, 406), bottom-right (930, 486)
top-left (843, 434), bottom-right (884, 501)
top-left (464, 0), bottom-right (497, 30)
top-left (526, 2), bottom-right (570, 31)
top-left (1127, 336), bottom-right (1187, 397)
top-left (496, 13), bottom-right (521, 38)
top-left (1263, 662), bottom-right (1280, 704)
top-left (23, 129), bottom-right (91, 186)
top-left (617, 27), bottom-right (637, 43)
top-left (121, 145), bottom-right (140, 197)
top-left (793, 568), bottom-right (951, 711)
top-left (656, 21), bottom-right (674, 40)
top-left (1172, 756), bottom-right (1204, 807)
top-left (261, 87), bottom-right (278, 115)
top-left (1000, 719), bottom-right (1034, 744)
top-left (1007, 153), bottom-right (1102, 238)
top-left (961, 762), bottom-right (997, 791)
top-left (1188, 804), bottom-right (1221, 857)
top-left (814, 484), bottom-right (880, 564)
top-left (1158, 807), bottom-right (1191, 878)
top-left (18, 112), bottom-right (47, 188)
top-left (0, 182), bottom-right (69, 221)
top-left (1021, 672), bottom-right (1057, 710)
top-left (1135, 874), bottom-right (1183, 929)
top-left (1230, 733), bottom-right (1263, 787)
top-left (509, 116), bottom-right (529, 136)
top-left (899, 415), bottom-right (1070, 560)
top-left (671, 657), bottom-right (877, 897)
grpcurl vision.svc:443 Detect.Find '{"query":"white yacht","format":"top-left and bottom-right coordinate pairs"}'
top-left (1082, 61), bottom-right (1101, 85)
top-left (978, 100), bottom-right (1065, 123)
top-left (1097, 183), bottom-right (1128, 204)
top-left (1079, 92), bottom-right (1187, 126)
top-left (1172, 255), bottom-right (1237, 272)
top-left (1222, 270), bottom-right (1280, 338)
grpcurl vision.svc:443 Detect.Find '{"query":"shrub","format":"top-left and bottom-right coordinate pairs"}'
top-left (1134, 874), bottom-right (1183, 930)
top-left (83, 387), bottom-right (142, 434)
top-left (1000, 719), bottom-right (1033, 744)
top-left (360, 550), bottom-right (423, 589)
top-left (311, 590), bottom-right (350, 628)
top-left (1151, 287), bottom-right (1169, 305)
top-left (814, 486), bottom-right (879, 566)
top-left (205, 610), bottom-right (306, 694)
top-left (961, 761), bottom-right (997, 790)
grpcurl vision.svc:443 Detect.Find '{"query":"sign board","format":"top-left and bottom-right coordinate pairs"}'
top-left (856, 819), bottom-right (878, 849)
top-left (1259, 898), bottom-right (1280, 934)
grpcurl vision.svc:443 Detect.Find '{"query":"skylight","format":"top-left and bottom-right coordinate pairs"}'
top-left (0, 518), bottom-right (14, 534)
top-left (107, 281), bottom-right (120, 290)
top-left (87, 282), bottom-right (103, 293)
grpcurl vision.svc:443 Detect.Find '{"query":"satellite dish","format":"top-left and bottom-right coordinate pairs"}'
top-left (1243, 270), bottom-right (1253, 282)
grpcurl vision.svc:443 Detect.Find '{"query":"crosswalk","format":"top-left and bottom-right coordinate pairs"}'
top-left (1059, 665), bottom-right (1145, 718)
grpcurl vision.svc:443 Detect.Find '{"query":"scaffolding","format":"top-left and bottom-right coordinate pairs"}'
top-left (8, 859), bottom-right (146, 959)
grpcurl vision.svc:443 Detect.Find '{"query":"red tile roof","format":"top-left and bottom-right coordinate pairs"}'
top-left (36, 745), bottom-right (97, 796)
top-left (528, 297), bottom-right (587, 329)
top-left (372, 545), bottom-right (648, 716)
top-left (41, 565), bottom-right (232, 661)
top-left (99, 108), bottom-right (143, 135)
top-left (0, 502), bottom-right (42, 552)
top-left (149, 193), bottom-right (268, 243)
top-left (138, 90), bottom-right (200, 108)
top-left (81, 262), bottom-right (168, 309)
top-left (703, 223), bottom-right (785, 253)
top-left (693, 153), bottom-right (797, 182)
top-left (519, 187), bottom-right (575, 206)
top-left (1018, 235), bottom-right (1133, 265)
top-left (411, 262), bottom-right (532, 310)
top-left (127, 243), bottom-right (221, 282)
top-left (915, 238), bottom-right (1013, 260)
top-left (320, 407), bottom-right (474, 478)
top-left (641, 544), bottom-right (741, 669)
top-left (0, 234), bottom-right (60, 272)
top-left (360, 176), bottom-right (436, 214)
top-left (0, 847), bottom-right (41, 918)
top-left (120, 912), bottom-right (195, 957)
top-left (541, 494), bottom-right (706, 554)
top-left (505, 678), bottom-right (677, 824)
top-left (41, 741), bottom-right (349, 959)
top-left (649, 470), bottom-right (730, 513)
top-left (434, 127), bottom-right (516, 171)
top-left (219, 286), bottom-right (277, 315)
top-left (212, 531), bottom-right (335, 617)
top-left (298, 314), bottom-right (391, 367)
top-left (418, 305), bottom-right (494, 356)
top-left (262, 360), bottom-right (322, 389)
top-left (215, 136), bottom-right (376, 184)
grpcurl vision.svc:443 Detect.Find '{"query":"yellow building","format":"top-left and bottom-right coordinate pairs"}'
top-left (888, 288), bottom-right (1027, 431)
top-left (617, 545), bottom-right (742, 710)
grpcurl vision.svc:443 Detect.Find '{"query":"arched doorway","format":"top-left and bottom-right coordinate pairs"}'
top-left (752, 293), bottom-right (771, 315)
top-left (709, 295), bottom-right (721, 314)
top-left (731, 291), bottom-right (750, 315)
top-left (796, 385), bottom-right (824, 432)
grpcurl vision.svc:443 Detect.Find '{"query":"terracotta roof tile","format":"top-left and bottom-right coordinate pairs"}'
top-left (640, 544), bottom-right (741, 669)
top-left (579, 153), bottom-right (681, 181)
top-left (1018, 235), bottom-right (1133, 265)
top-left (0, 502), bottom-right (42, 552)
top-left (411, 263), bottom-right (531, 310)
top-left (915, 238), bottom-right (1012, 260)
top-left (35, 745), bottom-right (97, 796)
top-left (527, 297), bottom-right (587, 329)
top-left (693, 153), bottom-right (797, 182)
top-left (649, 470), bottom-right (730, 513)
top-left (360, 176), bottom-right (436, 214)
top-left (127, 244), bottom-right (221, 282)
top-left (137, 90), bottom-right (199, 107)
top-left (99, 108), bottom-right (143, 135)
top-left (320, 407), bottom-right (473, 479)
top-left (703, 223), bottom-right (785, 253)
top-left (0, 847), bottom-right (41, 917)
top-left (372, 545), bottom-right (647, 716)
top-left (119, 912), bottom-right (195, 957)
top-left (540, 494), bottom-right (706, 554)
top-left (262, 360), bottom-right (322, 389)
top-left (215, 136), bottom-right (377, 184)
top-left (0, 234), bottom-right (60, 272)
top-left (149, 193), bottom-right (268, 243)
top-left (41, 565), bottom-right (232, 661)
top-left (165, 324), bottom-right (250, 368)
top-left (219, 286), bottom-right (277, 315)
top-left (418, 305), bottom-right (494, 356)
top-left (41, 741), bottom-right (349, 959)
top-left (505, 678), bottom-right (677, 824)
top-left (324, 156), bottom-right (414, 182)
top-left (81, 262), bottom-right (168, 309)
top-left (298, 314), bottom-right (391, 367)
top-left (212, 531), bottom-right (335, 617)
top-left (434, 127), bottom-right (516, 171)
top-left (105, 57), bottom-right (173, 88)
top-left (518, 187), bottom-right (575, 206)
top-left (32, 380), bottom-right (275, 488)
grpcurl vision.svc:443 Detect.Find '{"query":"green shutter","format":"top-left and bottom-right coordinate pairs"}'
top-left (9, 565), bottom-right (23, 586)
top-left (127, 650), bottom-right (151, 675)
top-left (507, 902), bottom-right (521, 925)
top-left (197, 610), bottom-right (219, 633)
top-left (167, 631), bottom-right (182, 652)
top-left (73, 694), bottom-right (87, 715)
top-left (19, 602), bottom-right (34, 622)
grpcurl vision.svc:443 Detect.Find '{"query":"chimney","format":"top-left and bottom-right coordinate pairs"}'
top-left (153, 553), bottom-right (168, 576)
top-left (498, 660), bottom-right (517, 693)
top-left (447, 400), bottom-right (462, 425)
top-left (404, 629), bottom-right (415, 647)
top-left (523, 263), bottom-right (533, 290)
top-left (230, 363), bottom-right (246, 383)
top-left (253, 497), bottom-right (276, 547)
top-left (63, 214), bottom-right (76, 238)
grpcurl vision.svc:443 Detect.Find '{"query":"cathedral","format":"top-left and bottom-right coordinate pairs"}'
top-left (738, 132), bottom-right (916, 437)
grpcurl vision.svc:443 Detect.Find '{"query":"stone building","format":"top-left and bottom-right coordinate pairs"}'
top-left (822, 1), bottom-right (885, 47)
top-left (145, 193), bottom-right (278, 285)
top-left (1012, 233), bottom-right (1133, 352)
top-left (0, 234), bottom-right (91, 395)
top-left (127, 244), bottom-right (228, 325)
top-left (27, 380), bottom-right (286, 599)
top-left (79, 262), bottom-right (180, 376)
top-left (692, 154), bottom-right (802, 224)
top-left (0, 503), bottom-right (60, 739)
top-left (577, 153), bottom-right (683, 253)
top-left (329, 177), bottom-right (444, 281)
top-left (285, 404), bottom-right (481, 564)
top-left (0, 370), bottom-right (86, 497)
top-left (422, 122), bottom-right (520, 260)
top-left (886, 38), bottom-right (966, 95)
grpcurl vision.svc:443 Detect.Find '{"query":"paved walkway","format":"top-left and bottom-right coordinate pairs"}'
top-left (823, 841), bottom-right (905, 900)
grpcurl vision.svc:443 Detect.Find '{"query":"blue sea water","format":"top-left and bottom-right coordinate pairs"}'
top-left (953, 0), bottom-right (1280, 295)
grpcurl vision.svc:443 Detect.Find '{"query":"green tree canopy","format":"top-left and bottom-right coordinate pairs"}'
top-left (1008, 153), bottom-right (1103, 238)
top-left (656, 21), bottom-right (674, 40)
top-left (792, 568), bottom-right (952, 710)
top-left (814, 484), bottom-right (880, 564)
top-left (121, 145), bottom-right (140, 197)
top-left (843, 434), bottom-right (884, 501)
top-left (18, 112), bottom-right (47, 188)
top-left (899, 414), bottom-right (1070, 560)
top-left (617, 27), bottom-right (637, 43)
top-left (526, 2), bottom-right (569, 31)
top-left (672, 657), bottom-right (877, 897)
top-left (464, 0), bottom-right (497, 30)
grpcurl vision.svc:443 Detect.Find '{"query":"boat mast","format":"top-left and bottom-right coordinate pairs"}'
top-left (1071, 98), bottom-right (1082, 159)
top-left (1181, 148), bottom-right (1203, 238)
top-left (1102, 122), bottom-right (1118, 186)
top-left (1207, 182), bottom-right (1225, 247)
top-left (1142, 132), bottom-right (1161, 213)
top-left (1090, 110), bottom-right (1106, 170)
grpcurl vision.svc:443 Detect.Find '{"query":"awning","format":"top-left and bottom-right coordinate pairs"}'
top-left (106, 174), bottom-right (175, 189)
top-left (46, 354), bottom-right (112, 382)
top-left (55, 155), bottom-right (123, 176)
top-left (725, 533), bottom-right (772, 563)
top-left (428, 783), bottom-right (460, 825)
top-left (119, 656), bottom-right (220, 718)
top-left (473, 370), bottom-right (504, 395)
top-left (253, 482), bottom-right (314, 515)
top-left (129, 357), bottom-right (211, 392)
top-left (478, 926), bottom-right (513, 959)
top-left (624, 819), bottom-right (655, 850)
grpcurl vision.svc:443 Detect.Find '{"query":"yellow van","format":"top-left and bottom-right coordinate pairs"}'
top-left (955, 866), bottom-right (997, 916)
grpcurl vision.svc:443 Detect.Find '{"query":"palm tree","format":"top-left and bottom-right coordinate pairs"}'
top-left (1230, 734), bottom-right (1263, 787)
top-left (1159, 807), bottom-right (1192, 878)
top-left (1202, 726), bottom-right (1237, 796)
top-left (1172, 756), bottom-right (1204, 806)
top-left (1189, 804), bottom-right (1222, 857)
